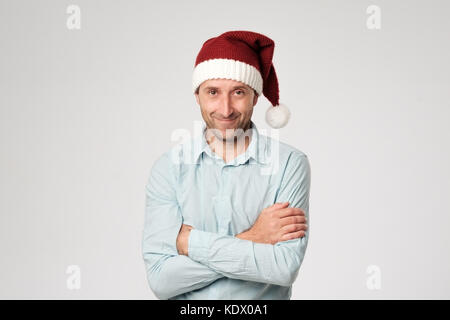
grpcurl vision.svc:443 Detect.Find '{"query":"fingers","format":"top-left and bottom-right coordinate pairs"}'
top-left (277, 207), bottom-right (305, 218)
top-left (181, 224), bottom-right (193, 231)
top-left (281, 223), bottom-right (308, 234)
top-left (265, 202), bottom-right (289, 213)
top-left (270, 202), bottom-right (290, 209)
top-left (280, 215), bottom-right (307, 227)
top-left (281, 230), bottom-right (306, 241)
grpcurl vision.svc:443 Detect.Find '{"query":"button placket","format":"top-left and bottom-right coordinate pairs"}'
top-left (216, 165), bottom-right (231, 234)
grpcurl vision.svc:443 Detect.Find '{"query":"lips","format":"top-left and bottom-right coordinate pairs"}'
top-left (216, 117), bottom-right (237, 122)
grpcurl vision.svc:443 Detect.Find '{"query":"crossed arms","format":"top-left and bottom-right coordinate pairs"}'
top-left (142, 151), bottom-right (311, 300)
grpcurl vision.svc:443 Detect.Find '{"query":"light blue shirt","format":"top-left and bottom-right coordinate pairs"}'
top-left (142, 121), bottom-right (311, 300)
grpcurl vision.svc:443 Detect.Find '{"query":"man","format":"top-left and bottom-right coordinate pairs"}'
top-left (142, 30), bottom-right (311, 300)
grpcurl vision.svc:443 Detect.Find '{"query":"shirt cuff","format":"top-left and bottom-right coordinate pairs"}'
top-left (188, 229), bottom-right (214, 264)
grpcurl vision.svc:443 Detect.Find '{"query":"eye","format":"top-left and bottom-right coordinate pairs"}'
top-left (208, 89), bottom-right (217, 95)
top-left (235, 90), bottom-right (245, 95)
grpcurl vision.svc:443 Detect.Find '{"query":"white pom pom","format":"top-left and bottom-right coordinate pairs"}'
top-left (265, 103), bottom-right (290, 128)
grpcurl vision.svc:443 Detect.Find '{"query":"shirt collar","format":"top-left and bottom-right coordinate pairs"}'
top-left (191, 120), bottom-right (268, 165)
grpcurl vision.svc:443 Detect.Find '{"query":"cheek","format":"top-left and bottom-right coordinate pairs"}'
top-left (207, 103), bottom-right (221, 114)
top-left (200, 99), bottom-right (217, 113)
top-left (237, 100), bottom-right (254, 115)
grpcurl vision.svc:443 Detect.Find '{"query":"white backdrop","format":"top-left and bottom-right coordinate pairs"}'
top-left (1, 0), bottom-right (449, 299)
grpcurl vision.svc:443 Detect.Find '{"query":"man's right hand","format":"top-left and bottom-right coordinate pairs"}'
top-left (236, 202), bottom-right (308, 245)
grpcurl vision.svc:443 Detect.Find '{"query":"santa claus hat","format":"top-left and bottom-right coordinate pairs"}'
top-left (192, 30), bottom-right (290, 129)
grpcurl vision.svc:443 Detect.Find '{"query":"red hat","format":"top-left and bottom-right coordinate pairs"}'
top-left (192, 30), bottom-right (290, 129)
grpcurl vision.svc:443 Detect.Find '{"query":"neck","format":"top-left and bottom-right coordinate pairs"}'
top-left (205, 122), bottom-right (253, 163)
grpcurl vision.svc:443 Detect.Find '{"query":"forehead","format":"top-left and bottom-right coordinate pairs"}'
top-left (201, 78), bottom-right (251, 90)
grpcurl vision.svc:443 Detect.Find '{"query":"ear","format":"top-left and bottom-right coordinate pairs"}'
top-left (253, 92), bottom-right (259, 107)
top-left (195, 92), bottom-right (200, 106)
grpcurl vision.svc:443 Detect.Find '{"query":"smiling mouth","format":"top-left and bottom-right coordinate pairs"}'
top-left (216, 118), bottom-right (237, 122)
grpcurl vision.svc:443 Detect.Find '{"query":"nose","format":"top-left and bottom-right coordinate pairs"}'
top-left (217, 94), bottom-right (234, 118)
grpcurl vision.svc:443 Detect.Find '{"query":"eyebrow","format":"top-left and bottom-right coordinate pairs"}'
top-left (203, 86), bottom-right (249, 92)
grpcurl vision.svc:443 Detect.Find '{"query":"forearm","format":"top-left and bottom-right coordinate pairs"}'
top-left (236, 229), bottom-right (257, 241)
top-left (143, 201), bottom-right (224, 299)
top-left (187, 228), bottom-right (308, 287)
top-left (143, 253), bottom-right (224, 300)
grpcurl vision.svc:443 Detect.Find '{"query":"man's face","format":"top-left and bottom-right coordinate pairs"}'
top-left (195, 79), bottom-right (258, 142)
